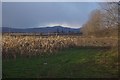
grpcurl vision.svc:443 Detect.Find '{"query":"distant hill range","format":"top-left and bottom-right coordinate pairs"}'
top-left (2, 26), bottom-right (81, 34)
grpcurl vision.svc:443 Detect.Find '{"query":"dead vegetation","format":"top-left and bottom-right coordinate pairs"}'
top-left (2, 35), bottom-right (118, 59)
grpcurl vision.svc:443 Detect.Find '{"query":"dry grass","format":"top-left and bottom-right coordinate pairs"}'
top-left (2, 35), bottom-right (118, 59)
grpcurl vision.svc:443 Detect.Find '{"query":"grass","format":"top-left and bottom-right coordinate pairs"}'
top-left (3, 47), bottom-right (118, 78)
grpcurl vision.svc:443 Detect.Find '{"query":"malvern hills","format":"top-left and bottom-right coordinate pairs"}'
top-left (2, 26), bottom-right (80, 34)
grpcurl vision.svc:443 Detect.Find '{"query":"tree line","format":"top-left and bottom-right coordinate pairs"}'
top-left (81, 2), bottom-right (119, 37)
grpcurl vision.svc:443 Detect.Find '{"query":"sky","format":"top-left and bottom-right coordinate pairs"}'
top-left (2, 2), bottom-right (100, 28)
top-left (2, 0), bottom-right (119, 2)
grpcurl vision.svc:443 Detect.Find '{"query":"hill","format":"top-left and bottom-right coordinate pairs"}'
top-left (2, 26), bottom-right (80, 34)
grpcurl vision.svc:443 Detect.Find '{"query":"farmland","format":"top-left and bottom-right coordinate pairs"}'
top-left (2, 34), bottom-right (118, 78)
top-left (2, 1), bottom-right (119, 79)
top-left (2, 35), bottom-right (118, 59)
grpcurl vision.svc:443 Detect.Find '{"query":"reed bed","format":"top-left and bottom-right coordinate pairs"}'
top-left (2, 35), bottom-right (118, 59)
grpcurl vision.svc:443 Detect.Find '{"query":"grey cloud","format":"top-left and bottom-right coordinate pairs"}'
top-left (2, 2), bottom-right (99, 28)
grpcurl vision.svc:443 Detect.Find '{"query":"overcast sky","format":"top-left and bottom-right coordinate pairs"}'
top-left (2, 2), bottom-right (100, 28)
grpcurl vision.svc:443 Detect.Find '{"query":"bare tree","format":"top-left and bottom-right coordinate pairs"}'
top-left (100, 2), bottom-right (118, 27)
top-left (100, 2), bottom-right (119, 36)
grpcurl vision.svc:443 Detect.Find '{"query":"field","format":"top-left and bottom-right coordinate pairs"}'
top-left (2, 34), bottom-right (119, 78)
top-left (2, 35), bottom-right (117, 58)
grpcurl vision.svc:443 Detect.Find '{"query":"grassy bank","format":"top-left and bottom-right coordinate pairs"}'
top-left (3, 47), bottom-right (118, 78)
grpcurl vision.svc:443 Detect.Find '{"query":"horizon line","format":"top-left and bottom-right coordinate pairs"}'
top-left (2, 26), bottom-right (81, 29)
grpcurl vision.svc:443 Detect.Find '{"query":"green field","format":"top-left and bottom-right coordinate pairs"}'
top-left (3, 47), bottom-right (118, 78)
